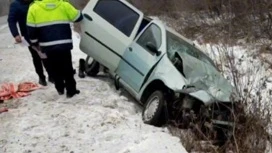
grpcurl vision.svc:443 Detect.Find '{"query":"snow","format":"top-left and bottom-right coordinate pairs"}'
top-left (0, 16), bottom-right (187, 153)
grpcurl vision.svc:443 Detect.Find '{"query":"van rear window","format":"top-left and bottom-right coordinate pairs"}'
top-left (94, 0), bottom-right (139, 37)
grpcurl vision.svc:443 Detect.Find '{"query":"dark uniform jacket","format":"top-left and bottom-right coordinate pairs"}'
top-left (8, 0), bottom-right (33, 43)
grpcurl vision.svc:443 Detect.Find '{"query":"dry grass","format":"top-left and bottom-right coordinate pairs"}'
top-left (130, 0), bottom-right (272, 44)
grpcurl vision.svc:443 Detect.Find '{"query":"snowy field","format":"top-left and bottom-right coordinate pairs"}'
top-left (0, 16), bottom-right (187, 153)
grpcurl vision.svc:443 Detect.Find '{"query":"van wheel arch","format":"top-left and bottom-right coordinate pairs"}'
top-left (140, 80), bottom-right (174, 105)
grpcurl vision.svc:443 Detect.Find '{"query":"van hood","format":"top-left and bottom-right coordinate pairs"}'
top-left (35, 0), bottom-right (61, 10)
top-left (176, 52), bottom-right (234, 102)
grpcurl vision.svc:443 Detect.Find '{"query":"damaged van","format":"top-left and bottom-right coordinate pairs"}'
top-left (79, 0), bottom-right (238, 141)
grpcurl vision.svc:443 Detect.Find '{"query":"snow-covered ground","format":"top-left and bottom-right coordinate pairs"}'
top-left (0, 16), bottom-right (187, 153)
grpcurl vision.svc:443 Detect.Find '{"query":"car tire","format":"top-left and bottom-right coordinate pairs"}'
top-left (142, 90), bottom-right (167, 127)
top-left (85, 56), bottom-right (100, 77)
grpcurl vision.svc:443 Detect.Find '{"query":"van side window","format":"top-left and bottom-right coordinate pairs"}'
top-left (94, 0), bottom-right (139, 37)
top-left (137, 24), bottom-right (162, 54)
top-left (135, 18), bottom-right (150, 39)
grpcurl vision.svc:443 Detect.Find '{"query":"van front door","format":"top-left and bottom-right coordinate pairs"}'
top-left (117, 21), bottom-right (166, 92)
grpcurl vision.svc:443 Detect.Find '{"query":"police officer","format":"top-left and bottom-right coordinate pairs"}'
top-left (27, 0), bottom-right (83, 98)
top-left (8, 0), bottom-right (53, 86)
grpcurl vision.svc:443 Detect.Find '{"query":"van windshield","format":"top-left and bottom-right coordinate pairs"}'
top-left (166, 31), bottom-right (216, 68)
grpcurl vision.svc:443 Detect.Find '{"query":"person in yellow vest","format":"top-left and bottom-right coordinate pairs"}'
top-left (27, 0), bottom-right (83, 98)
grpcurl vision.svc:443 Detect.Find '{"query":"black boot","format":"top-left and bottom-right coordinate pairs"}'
top-left (78, 58), bottom-right (85, 78)
top-left (58, 90), bottom-right (64, 95)
top-left (39, 77), bottom-right (47, 86)
top-left (48, 76), bottom-right (55, 83)
top-left (66, 90), bottom-right (80, 98)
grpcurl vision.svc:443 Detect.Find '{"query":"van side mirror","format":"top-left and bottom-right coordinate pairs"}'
top-left (146, 42), bottom-right (161, 56)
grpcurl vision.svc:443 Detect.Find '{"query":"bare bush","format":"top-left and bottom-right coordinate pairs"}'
top-left (207, 44), bottom-right (272, 153)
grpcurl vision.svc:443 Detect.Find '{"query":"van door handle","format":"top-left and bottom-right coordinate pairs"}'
top-left (129, 47), bottom-right (133, 52)
top-left (84, 14), bottom-right (93, 21)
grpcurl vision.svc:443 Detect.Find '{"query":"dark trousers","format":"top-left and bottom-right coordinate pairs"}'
top-left (46, 49), bottom-right (77, 94)
top-left (28, 46), bottom-right (51, 80)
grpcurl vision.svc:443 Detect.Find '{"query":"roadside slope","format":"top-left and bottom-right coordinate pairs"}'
top-left (0, 16), bottom-right (187, 153)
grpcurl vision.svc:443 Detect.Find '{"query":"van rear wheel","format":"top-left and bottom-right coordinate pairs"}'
top-left (85, 56), bottom-right (100, 77)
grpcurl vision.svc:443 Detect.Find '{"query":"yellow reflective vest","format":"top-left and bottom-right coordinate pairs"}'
top-left (27, 0), bottom-right (82, 52)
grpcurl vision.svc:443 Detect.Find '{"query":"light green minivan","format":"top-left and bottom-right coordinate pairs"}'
top-left (79, 0), bottom-right (237, 142)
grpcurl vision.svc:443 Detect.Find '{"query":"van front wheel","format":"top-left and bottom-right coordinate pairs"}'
top-left (142, 90), bottom-right (167, 127)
